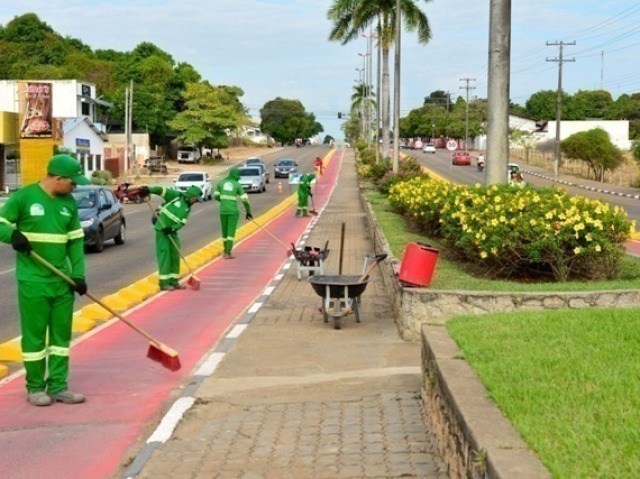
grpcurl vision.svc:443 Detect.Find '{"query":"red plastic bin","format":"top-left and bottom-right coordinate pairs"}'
top-left (398, 242), bottom-right (439, 287)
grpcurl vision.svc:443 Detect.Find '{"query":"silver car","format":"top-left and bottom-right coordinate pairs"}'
top-left (237, 166), bottom-right (267, 193)
top-left (244, 157), bottom-right (270, 184)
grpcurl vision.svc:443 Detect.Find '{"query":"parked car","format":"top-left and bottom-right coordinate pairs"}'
top-left (72, 185), bottom-right (126, 253)
top-left (244, 157), bottom-right (270, 183)
top-left (238, 166), bottom-right (267, 193)
top-left (451, 151), bottom-right (472, 166)
top-left (177, 145), bottom-right (201, 164)
top-left (173, 171), bottom-right (212, 200)
top-left (422, 142), bottom-right (436, 154)
top-left (274, 158), bottom-right (298, 178)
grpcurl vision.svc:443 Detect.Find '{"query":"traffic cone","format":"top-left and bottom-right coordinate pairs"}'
top-left (277, 181), bottom-right (283, 193)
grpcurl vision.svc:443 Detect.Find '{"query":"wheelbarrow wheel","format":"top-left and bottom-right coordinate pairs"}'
top-left (354, 297), bottom-right (361, 323)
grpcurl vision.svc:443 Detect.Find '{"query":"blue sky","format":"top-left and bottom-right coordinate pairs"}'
top-left (1, 0), bottom-right (640, 139)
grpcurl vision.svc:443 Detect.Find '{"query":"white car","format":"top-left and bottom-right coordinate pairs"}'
top-left (422, 142), bottom-right (436, 154)
top-left (173, 171), bottom-right (212, 201)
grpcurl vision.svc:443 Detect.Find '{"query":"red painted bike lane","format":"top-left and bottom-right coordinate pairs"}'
top-left (0, 150), bottom-right (343, 479)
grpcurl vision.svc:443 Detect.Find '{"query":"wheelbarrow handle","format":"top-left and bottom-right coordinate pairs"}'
top-left (358, 253), bottom-right (387, 283)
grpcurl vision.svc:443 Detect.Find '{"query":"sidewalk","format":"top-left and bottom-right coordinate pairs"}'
top-left (124, 149), bottom-right (448, 478)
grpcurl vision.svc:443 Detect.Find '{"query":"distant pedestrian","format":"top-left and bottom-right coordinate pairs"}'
top-left (0, 154), bottom-right (90, 406)
top-left (214, 169), bottom-right (252, 259)
top-left (314, 156), bottom-right (324, 176)
top-left (139, 185), bottom-right (203, 291)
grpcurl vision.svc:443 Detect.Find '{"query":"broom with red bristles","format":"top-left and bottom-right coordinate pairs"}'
top-left (31, 251), bottom-right (181, 371)
top-left (146, 201), bottom-right (200, 290)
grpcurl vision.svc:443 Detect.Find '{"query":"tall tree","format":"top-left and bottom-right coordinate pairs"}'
top-left (260, 97), bottom-right (323, 145)
top-left (328, 0), bottom-right (432, 159)
top-left (167, 82), bottom-right (248, 151)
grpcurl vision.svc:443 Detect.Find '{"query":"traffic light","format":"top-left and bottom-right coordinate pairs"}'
top-left (338, 112), bottom-right (342, 119)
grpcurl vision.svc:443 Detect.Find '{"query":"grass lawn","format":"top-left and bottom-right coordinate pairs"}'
top-left (363, 183), bottom-right (640, 476)
top-left (446, 309), bottom-right (640, 478)
top-left (365, 190), bottom-right (640, 292)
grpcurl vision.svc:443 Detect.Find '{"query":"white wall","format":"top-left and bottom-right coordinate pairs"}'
top-left (545, 120), bottom-right (630, 149)
top-left (63, 119), bottom-right (105, 176)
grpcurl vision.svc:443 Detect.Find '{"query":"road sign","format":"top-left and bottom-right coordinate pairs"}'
top-left (446, 139), bottom-right (458, 151)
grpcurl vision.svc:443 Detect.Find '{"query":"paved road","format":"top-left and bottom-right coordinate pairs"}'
top-left (0, 146), bottom-right (328, 344)
top-left (413, 148), bottom-right (640, 224)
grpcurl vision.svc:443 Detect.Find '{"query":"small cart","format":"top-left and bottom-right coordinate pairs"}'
top-left (292, 241), bottom-right (330, 280)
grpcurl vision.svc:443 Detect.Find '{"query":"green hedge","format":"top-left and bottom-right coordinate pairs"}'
top-left (389, 177), bottom-right (633, 282)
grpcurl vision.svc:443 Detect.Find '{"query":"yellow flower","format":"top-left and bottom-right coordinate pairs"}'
top-left (574, 247), bottom-right (582, 255)
top-left (595, 244), bottom-right (602, 252)
top-left (480, 251), bottom-right (488, 259)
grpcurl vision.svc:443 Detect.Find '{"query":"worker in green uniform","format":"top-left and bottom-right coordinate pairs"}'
top-left (214, 169), bottom-right (252, 259)
top-left (139, 185), bottom-right (203, 291)
top-left (0, 154), bottom-right (90, 406)
top-left (296, 173), bottom-right (315, 217)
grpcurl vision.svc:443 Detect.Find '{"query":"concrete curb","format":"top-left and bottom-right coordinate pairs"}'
top-left (0, 152), bottom-right (320, 378)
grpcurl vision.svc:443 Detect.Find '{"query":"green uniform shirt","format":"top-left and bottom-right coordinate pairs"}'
top-left (149, 186), bottom-right (194, 232)
top-left (0, 183), bottom-right (85, 282)
top-left (214, 171), bottom-right (251, 215)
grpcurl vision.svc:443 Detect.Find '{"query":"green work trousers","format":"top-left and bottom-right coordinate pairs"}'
top-left (220, 212), bottom-right (239, 254)
top-left (18, 279), bottom-right (74, 394)
top-left (296, 193), bottom-right (310, 216)
top-left (156, 230), bottom-right (181, 287)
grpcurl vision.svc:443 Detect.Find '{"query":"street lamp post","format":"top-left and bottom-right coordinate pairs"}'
top-left (358, 52), bottom-right (371, 145)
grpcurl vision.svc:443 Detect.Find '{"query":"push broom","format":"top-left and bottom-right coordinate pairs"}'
top-left (243, 208), bottom-right (293, 256)
top-left (146, 201), bottom-right (200, 290)
top-left (30, 251), bottom-right (181, 371)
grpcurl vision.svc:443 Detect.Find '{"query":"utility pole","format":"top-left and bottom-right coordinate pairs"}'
top-left (392, 0), bottom-right (401, 173)
top-left (459, 77), bottom-right (476, 150)
top-left (376, 23), bottom-right (382, 162)
top-left (486, 0), bottom-right (511, 185)
top-left (546, 40), bottom-right (575, 179)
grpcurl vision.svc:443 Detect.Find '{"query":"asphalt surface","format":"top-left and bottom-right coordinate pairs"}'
top-left (0, 146), bottom-right (329, 343)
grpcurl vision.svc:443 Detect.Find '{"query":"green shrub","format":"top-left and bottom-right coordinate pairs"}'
top-left (389, 177), bottom-right (633, 281)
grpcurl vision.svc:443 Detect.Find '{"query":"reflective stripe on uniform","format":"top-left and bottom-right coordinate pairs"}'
top-left (240, 193), bottom-right (249, 201)
top-left (163, 209), bottom-right (187, 225)
top-left (0, 217), bottom-right (16, 228)
top-left (24, 232), bottom-right (69, 244)
top-left (158, 273), bottom-right (180, 280)
top-left (219, 195), bottom-right (238, 201)
top-left (223, 236), bottom-right (236, 241)
top-left (23, 348), bottom-right (47, 362)
top-left (68, 228), bottom-right (85, 240)
top-left (48, 345), bottom-right (69, 357)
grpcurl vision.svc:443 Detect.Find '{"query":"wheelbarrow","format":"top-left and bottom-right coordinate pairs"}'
top-left (307, 253), bottom-right (386, 329)
top-left (291, 241), bottom-right (330, 280)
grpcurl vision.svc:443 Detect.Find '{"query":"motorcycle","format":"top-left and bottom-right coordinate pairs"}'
top-left (477, 155), bottom-right (485, 172)
top-left (114, 182), bottom-right (150, 204)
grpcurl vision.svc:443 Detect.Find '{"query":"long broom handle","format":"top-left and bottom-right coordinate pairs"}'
top-left (145, 201), bottom-right (198, 278)
top-left (30, 251), bottom-right (162, 347)
top-left (241, 207), bottom-right (291, 251)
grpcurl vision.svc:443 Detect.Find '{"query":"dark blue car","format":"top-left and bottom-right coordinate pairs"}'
top-left (72, 185), bottom-right (126, 252)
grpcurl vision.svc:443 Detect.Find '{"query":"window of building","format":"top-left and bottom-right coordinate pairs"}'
top-left (81, 102), bottom-right (90, 116)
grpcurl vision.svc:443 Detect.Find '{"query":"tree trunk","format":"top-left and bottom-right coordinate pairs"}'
top-left (381, 46), bottom-right (391, 160)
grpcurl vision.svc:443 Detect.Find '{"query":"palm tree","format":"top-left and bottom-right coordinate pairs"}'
top-left (351, 83), bottom-right (377, 140)
top-left (328, 0), bottom-right (432, 159)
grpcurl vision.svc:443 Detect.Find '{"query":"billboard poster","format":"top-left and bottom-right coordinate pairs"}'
top-left (19, 82), bottom-right (53, 139)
